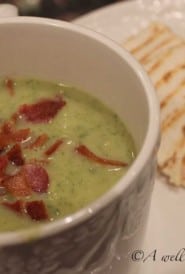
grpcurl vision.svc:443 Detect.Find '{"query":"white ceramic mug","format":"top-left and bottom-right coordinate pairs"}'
top-left (0, 16), bottom-right (160, 274)
top-left (0, 4), bottom-right (18, 17)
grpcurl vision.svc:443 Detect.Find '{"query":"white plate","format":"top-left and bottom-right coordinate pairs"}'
top-left (74, 1), bottom-right (185, 274)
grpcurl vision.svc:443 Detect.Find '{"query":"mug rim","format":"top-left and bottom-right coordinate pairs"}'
top-left (0, 16), bottom-right (160, 246)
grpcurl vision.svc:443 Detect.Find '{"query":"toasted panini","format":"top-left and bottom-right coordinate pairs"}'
top-left (123, 22), bottom-right (185, 187)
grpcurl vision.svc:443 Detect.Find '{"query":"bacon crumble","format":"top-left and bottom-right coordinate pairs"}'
top-left (29, 134), bottom-right (48, 149)
top-left (2, 172), bottom-right (32, 197)
top-left (44, 139), bottom-right (63, 156)
top-left (2, 200), bottom-right (49, 221)
top-left (7, 144), bottom-right (25, 166)
top-left (25, 200), bottom-right (48, 221)
top-left (23, 164), bottom-right (49, 193)
top-left (75, 145), bottom-right (128, 167)
top-left (19, 96), bottom-right (66, 123)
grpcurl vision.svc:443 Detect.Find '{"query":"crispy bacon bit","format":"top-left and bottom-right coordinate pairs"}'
top-left (2, 120), bottom-right (14, 134)
top-left (5, 78), bottom-right (15, 96)
top-left (29, 134), bottom-right (48, 149)
top-left (7, 144), bottom-right (25, 166)
top-left (2, 172), bottom-right (32, 197)
top-left (19, 96), bottom-right (66, 123)
top-left (25, 200), bottom-right (48, 221)
top-left (23, 164), bottom-right (49, 193)
top-left (0, 155), bottom-right (8, 177)
top-left (0, 120), bottom-right (30, 149)
top-left (13, 128), bottom-right (30, 142)
top-left (2, 200), bottom-right (24, 214)
top-left (75, 145), bottom-right (128, 167)
top-left (0, 134), bottom-right (12, 149)
top-left (45, 139), bottom-right (63, 156)
top-left (2, 199), bottom-right (49, 221)
top-left (1, 114), bottom-right (20, 135)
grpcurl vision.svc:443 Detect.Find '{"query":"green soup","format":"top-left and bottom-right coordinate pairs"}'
top-left (0, 78), bottom-right (135, 231)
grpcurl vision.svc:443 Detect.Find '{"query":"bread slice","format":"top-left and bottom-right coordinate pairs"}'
top-left (123, 22), bottom-right (185, 187)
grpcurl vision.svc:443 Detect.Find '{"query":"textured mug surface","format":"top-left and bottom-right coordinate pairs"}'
top-left (0, 17), bottom-right (160, 274)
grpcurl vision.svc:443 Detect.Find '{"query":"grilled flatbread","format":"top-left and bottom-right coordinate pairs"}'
top-left (123, 22), bottom-right (185, 187)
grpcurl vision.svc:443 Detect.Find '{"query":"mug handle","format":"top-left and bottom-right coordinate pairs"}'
top-left (0, 4), bottom-right (18, 18)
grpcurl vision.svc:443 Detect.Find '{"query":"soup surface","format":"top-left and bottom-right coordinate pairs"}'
top-left (0, 78), bottom-right (135, 231)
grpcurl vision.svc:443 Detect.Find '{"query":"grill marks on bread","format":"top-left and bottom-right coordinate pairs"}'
top-left (124, 22), bottom-right (185, 187)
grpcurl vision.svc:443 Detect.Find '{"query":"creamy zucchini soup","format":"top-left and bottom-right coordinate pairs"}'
top-left (0, 78), bottom-right (135, 231)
